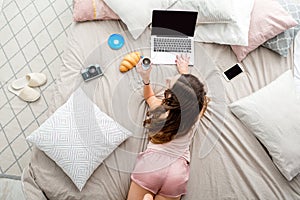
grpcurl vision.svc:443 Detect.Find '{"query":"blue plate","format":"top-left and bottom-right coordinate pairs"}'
top-left (108, 34), bottom-right (124, 50)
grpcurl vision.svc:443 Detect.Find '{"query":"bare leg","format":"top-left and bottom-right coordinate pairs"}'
top-left (127, 181), bottom-right (154, 200)
top-left (154, 195), bottom-right (181, 200)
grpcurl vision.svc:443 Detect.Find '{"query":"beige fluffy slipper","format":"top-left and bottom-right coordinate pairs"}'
top-left (11, 73), bottom-right (47, 90)
top-left (8, 84), bottom-right (40, 102)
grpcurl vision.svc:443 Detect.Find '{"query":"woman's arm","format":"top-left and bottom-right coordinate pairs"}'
top-left (143, 84), bottom-right (162, 109)
top-left (136, 59), bottom-right (162, 109)
top-left (137, 53), bottom-right (190, 109)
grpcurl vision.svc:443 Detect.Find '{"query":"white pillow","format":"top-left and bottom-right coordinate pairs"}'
top-left (170, 0), bottom-right (235, 24)
top-left (103, 0), bottom-right (177, 40)
top-left (194, 0), bottom-right (254, 45)
top-left (229, 70), bottom-right (300, 181)
top-left (294, 32), bottom-right (300, 93)
top-left (26, 88), bottom-right (133, 191)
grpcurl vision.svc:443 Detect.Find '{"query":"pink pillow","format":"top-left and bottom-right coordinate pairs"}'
top-left (231, 0), bottom-right (298, 62)
top-left (73, 0), bottom-right (119, 22)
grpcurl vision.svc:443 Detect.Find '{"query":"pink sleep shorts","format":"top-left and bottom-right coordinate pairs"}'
top-left (131, 149), bottom-right (190, 198)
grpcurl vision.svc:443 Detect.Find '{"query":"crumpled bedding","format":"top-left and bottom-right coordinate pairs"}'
top-left (22, 20), bottom-right (300, 200)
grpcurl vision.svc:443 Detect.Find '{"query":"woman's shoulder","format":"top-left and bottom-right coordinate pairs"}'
top-left (174, 121), bottom-right (200, 140)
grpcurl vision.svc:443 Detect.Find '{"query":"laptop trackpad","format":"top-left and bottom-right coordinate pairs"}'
top-left (151, 52), bottom-right (193, 65)
top-left (151, 52), bottom-right (176, 65)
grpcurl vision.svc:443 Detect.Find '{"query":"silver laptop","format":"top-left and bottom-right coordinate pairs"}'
top-left (151, 10), bottom-right (198, 65)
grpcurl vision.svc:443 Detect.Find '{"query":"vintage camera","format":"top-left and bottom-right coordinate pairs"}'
top-left (81, 64), bottom-right (103, 81)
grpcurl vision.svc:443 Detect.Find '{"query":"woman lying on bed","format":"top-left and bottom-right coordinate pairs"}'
top-left (127, 54), bottom-right (209, 200)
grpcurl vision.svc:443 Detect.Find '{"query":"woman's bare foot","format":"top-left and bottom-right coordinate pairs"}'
top-left (143, 193), bottom-right (154, 200)
top-left (175, 54), bottom-right (190, 74)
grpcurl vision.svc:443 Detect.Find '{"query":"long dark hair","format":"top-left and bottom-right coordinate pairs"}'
top-left (144, 74), bottom-right (207, 144)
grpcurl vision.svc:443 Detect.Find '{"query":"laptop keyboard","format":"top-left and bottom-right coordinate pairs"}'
top-left (154, 37), bottom-right (192, 53)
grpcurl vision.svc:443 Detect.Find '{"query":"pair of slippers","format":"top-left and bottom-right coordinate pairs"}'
top-left (8, 73), bottom-right (47, 102)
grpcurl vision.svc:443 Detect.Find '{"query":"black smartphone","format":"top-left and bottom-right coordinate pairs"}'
top-left (223, 63), bottom-right (244, 81)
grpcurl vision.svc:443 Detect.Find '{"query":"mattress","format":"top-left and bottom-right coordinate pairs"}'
top-left (22, 20), bottom-right (300, 199)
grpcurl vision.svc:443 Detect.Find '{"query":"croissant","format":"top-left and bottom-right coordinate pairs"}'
top-left (119, 52), bottom-right (141, 73)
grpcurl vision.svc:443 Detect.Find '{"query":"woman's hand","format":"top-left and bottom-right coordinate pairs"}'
top-left (175, 54), bottom-right (190, 74)
top-left (136, 58), bottom-right (152, 84)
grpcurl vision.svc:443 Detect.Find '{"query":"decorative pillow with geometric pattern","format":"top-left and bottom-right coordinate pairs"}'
top-left (262, 0), bottom-right (300, 57)
top-left (26, 88), bottom-right (133, 191)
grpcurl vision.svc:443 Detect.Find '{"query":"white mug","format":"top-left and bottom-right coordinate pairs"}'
top-left (141, 57), bottom-right (151, 70)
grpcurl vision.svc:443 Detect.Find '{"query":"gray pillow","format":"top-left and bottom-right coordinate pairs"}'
top-left (262, 0), bottom-right (300, 57)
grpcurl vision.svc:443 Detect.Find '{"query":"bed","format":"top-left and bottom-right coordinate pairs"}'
top-left (22, 1), bottom-right (300, 199)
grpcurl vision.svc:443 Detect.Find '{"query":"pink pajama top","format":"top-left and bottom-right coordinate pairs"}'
top-left (146, 121), bottom-right (199, 162)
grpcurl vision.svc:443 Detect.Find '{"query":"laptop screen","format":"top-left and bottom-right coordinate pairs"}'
top-left (151, 10), bottom-right (198, 37)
